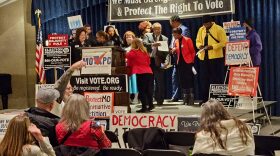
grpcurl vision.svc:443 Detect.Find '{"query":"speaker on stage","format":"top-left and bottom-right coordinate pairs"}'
top-left (0, 74), bottom-right (12, 109)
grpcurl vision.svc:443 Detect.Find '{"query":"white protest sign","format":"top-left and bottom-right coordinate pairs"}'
top-left (223, 21), bottom-right (241, 33)
top-left (67, 15), bottom-right (83, 30)
top-left (225, 40), bottom-right (250, 65)
top-left (113, 106), bottom-right (127, 114)
top-left (82, 48), bottom-right (112, 75)
top-left (84, 92), bottom-right (114, 118)
top-left (0, 114), bottom-right (18, 138)
top-left (110, 113), bottom-right (178, 147)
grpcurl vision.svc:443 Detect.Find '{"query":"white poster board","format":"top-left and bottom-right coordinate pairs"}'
top-left (0, 114), bottom-right (19, 140)
top-left (82, 48), bottom-right (112, 75)
top-left (67, 15), bottom-right (83, 30)
top-left (84, 92), bottom-right (114, 118)
top-left (113, 106), bottom-right (128, 114)
top-left (225, 40), bottom-right (250, 65)
top-left (223, 21), bottom-right (241, 33)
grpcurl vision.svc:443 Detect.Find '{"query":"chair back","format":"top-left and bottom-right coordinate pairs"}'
top-left (254, 135), bottom-right (280, 156)
top-left (105, 130), bottom-right (121, 148)
top-left (98, 148), bottom-right (142, 156)
top-left (165, 131), bottom-right (195, 146)
top-left (143, 149), bottom-right (185, 156)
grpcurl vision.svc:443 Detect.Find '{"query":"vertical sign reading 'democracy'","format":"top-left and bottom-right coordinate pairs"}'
top-left (84, 92), bottom-right (114, 118)
top-left (82, 48), bottom-right (112, 75)
top-left (228, 67), bottom-right (259, 97)
top-left (225, 40), bottom-right (250, 65)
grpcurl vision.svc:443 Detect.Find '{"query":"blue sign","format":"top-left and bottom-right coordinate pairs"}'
top-left (228, 27), bottom-right (246, 42)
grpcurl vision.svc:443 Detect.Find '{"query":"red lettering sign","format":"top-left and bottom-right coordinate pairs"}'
top-left (48, 34), bottom-right (68, 47)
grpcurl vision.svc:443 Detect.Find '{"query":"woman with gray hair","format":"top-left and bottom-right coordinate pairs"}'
top-left (55, 94), bottom-right (112, 150)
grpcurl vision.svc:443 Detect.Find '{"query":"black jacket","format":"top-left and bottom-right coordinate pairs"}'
top-left (25, 107), bottom-right (60, 147)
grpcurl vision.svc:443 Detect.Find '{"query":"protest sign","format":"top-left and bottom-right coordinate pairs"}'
top-left (223, 21), bottom-right (241, 33)
top-left (67, 15), bottom-right (83, 29)
top-left (0, 114), bottom-right (18, 137)
top-left (47, 34), bottom-right (68, 47)
top-left (43, 47), bottom-right (71, 68)
top-left (82, 48), bottom-right (112, 75)
top-left (114, 106), bottom-right (128, 114)
top-left (246, 123), bottom-right (261, 135)
top-left (84, 92), bottom-right (114, 118)
top-left (228, 27), bottom-right (246, 42)
top-left (209, 84), bottom-right (235, 107)
top-left (177, 116), bottom-right (200, 132)
top-left (225, 41), bottom-right (250, 65)
top-left (228, 67), bottom-right (259, 96)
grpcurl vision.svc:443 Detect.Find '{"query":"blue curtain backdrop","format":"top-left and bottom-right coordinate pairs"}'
top-left (31, 0), bottom-right (280, 115)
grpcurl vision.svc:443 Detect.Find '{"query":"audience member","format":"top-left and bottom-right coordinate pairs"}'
top-left (126, 38), bottom-right (154, 113)
top-left (71, 27), bottom-right (90, 64)
top-left (171, 28), bottom-right (195, 105)
top-left (192, 99), bottom-right (255, 155)
top-left (0, 114), bottom-right (55, 156)
top-left (105, 25), bottom-right (123, 46)
top-left (138, 21), bottom-right (152, 39)
top-left (84, 24), bottom-right (97, 46)
top-left (56, 94), bottom-right (112, 149)
top-left (95, 30), bottom-right (114, 46)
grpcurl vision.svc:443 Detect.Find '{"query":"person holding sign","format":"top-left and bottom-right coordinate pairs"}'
top-left (171, 28), bottom-right (195, 105)
top-left (126, 38), bottom-right (154, 113)
top-left (71, 28), bottom-right (90, 64)
top-left (196, 15), bottom-right (227, 103)
top-left (192, 99), bottom-right (254, 156)
top-left (0, 114), bottom-right (55, 156)
top-left (143, 22), bottom-right (168, 106)
top-left (243, 19), bottom-right (263, 67)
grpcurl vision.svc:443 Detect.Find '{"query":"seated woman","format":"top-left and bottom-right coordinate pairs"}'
top-left (192, 99), bottom-right (255, 156)
top-left (0, 114), bottom-right (55, 156)
top-left (105, 25), bottom-right (123, 46)
top-left (95, 30), bottom-right (114, 46)
top-left (56, 94), bottom-right (112, 150)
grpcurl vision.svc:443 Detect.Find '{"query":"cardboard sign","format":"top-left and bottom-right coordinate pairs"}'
top-left (67, 15), bottom-right (83, 29)
top-left (228, 27), bottom-right (246, 42)
top-left (110, 113), bottom-right (177, 147)
top-left (48, 34), bottom-right (68, 47)
top-left (84, 92), bottom-right (114, 118)
top-left (228, 67), bottom-right (259, 96)
top-left (223, 21), bottom-right (241, 33)
top-left (209, 84), bottom-right (235, 107)
top-left (113, 106), bottom-right (128, 114)
top-left (0, 114), bottom-right (18, 137)
top-left (82, 48), bottom-right (112, 75)
top-left (70, 75), bottom-right (128, 94)
top-left (225, 41), bottom-right (250, 65)
top-left (43, 47), bottom-right (71, 68)
top-left (177, 116), bottom-right (200, 132)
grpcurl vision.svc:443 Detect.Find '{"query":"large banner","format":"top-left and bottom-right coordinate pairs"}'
top-left (209, 84), bottom-right (235, 107)
top-left (84, 92), bottom-right (114, 118)
top-left (43, 47), bottom-right (71, 68)
top-left (82, 48), bottom-right (112, 75)
top-left (70, 75), bottom-right (128, 94)
top-left (228, 67), bottom-right (259, 96)
top-left (110, 113), bottom-right (178, 145)
top-left (109, 0), bottom-right (235, 22)
top-left (225, 41), bottom-right (250, 65)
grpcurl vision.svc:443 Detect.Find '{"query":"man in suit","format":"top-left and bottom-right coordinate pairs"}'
top-left (169, 15), bottom-right (191, 102)
top-left (143, 22), bottom-right (168, 106)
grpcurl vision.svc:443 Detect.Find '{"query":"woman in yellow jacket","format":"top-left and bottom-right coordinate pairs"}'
top-left (196, 15), bottom-right (227, 103)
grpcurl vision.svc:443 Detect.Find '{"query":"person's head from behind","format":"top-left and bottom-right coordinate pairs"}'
top-left (202, 15), bottom-right (214, 30)
top-left (123, 31), bottom-right (135, 46)
top-left (152, 22), bottom-right (162, 36)
top-left (131, 38), bottom-right (147, 53)
top-left (138, 21), bottom-right (152, 35)
top-left (105, 26), bottom-right (116, 37)
top-left (172, 27), bottom-right (183, 40)
top-left (75, 27), bottom-right (87, 43)
top-left (0, 114), bottom-right (34, 156)
top-left (96, 30), bottom-right (109, 44)
top-left (170, 15), bottom-right (181, 28)
top-left (84, 24), bottom-right (92, 34)
top-left (200, 99), bottom-right (252, 149)
top-left (36, 87), bottom-right (60, 112)
top-left (61, 94), bottom-right (90, 131)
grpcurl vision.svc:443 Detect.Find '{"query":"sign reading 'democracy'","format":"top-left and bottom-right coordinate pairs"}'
top-left (82, 48), bottom-right (112, 75)
top-left (223, 21), bottom-right (240, 33)
top-left (209, 84), bottom-right (235, 107)
top-left (84, 92), bottom-right (114, 118)
top-left (43, 47), bottom-right (71, 68)
top-left (228, 27), bottom-right (246, 42)
top-left (47, 34), bottom-right (68, 47)
top-left (225, 40), bottom-right (250, 65)
top-left (109, 0), bottom-right (235, 22)
top-left (228, 67), bottom-right (259, 97)
top-left (70, 75), bottom-right (128, 94)
top-left (177, 116), bottom-right (200, 132)
top-left (110, 113), bottom-right (178, 144)
top-left (67, 15), bottom-right (83, 29)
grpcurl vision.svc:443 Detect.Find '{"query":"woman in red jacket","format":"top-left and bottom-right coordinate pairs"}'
top-left (126, 38), bottom-right (154, 113)
top-left (171, 28), bottom-right (196, 105)
top-left (56, 94), bottom-right (111, 150)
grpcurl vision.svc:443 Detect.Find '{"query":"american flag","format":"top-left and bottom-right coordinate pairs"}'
top-left (35, 9), bottom-right (45, 84)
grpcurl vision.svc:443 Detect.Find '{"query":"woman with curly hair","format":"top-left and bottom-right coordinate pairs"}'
top-left (138, 21), bottom-right (152, 39)
top-left (192, 99), bottom-right (255, 156)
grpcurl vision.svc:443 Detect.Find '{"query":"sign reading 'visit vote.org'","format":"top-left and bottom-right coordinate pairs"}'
top-left (109, 0), bottom-right (235, 22)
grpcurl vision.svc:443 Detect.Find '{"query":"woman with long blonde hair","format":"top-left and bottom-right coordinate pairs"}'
top-left (126, 38), bottom-right (154, 113)
top-left (55, 94), bottom-right (111, 149)
top-left (192, 99), bottom-right (255, 155)
top-left (0, 114), bottom-right (55, 156)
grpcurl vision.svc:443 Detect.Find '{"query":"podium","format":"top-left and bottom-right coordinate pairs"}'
top-left (73, 46), bottom-right (130, 112)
